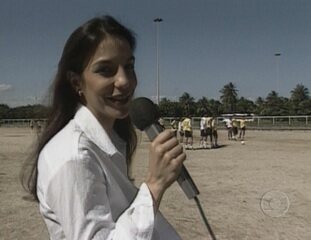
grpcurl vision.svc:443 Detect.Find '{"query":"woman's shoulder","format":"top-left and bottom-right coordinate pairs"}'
top-left (39, 121), bottom-right (87, 169)
top-left (44, 120), bottom-right (82, 150)
top-left (37, 120), bottom-right (103, 185)
top-left (39, 119), bottom-right (107, 166)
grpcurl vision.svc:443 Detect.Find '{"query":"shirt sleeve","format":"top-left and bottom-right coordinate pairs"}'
top-left (45, 154), bottom-right (155, 240)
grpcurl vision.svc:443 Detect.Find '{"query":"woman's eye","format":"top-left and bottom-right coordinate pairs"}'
top-left (96, 66), bottom-right (116, 77)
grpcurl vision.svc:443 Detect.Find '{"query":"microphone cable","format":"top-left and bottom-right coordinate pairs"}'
top-left (194, 196), bottom-right (217, 240)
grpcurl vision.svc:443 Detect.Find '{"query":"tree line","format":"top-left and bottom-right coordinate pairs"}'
top-left (0, 83), bottom-right (310, 119)
top-left (159, 83), bottom-right (311, 117)
top-left (0, 104), bottom-right (49, 119)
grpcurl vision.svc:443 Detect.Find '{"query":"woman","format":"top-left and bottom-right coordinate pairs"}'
top-left (21, 16), bottom-right (185, 239)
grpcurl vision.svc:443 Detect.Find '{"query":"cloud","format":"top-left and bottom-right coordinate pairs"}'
top-left (0, 83), bottom-right (13, 92)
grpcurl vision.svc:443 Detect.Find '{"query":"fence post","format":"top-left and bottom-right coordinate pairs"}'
top-left (289, 117), bottom-right (291, 126)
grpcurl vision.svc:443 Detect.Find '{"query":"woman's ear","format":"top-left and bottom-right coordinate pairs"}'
top-left (67, 71), bottom-right (82, 93)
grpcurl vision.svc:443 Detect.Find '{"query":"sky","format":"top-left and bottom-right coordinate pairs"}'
top-left (1, 0), bottom-right (311, 107)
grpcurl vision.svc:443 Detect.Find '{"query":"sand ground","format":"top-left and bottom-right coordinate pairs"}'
top-left (0, 127), bottom-right (310, 240)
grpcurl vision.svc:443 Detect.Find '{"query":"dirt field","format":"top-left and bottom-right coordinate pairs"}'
top-left (0, 127), bottom-right (310, 240)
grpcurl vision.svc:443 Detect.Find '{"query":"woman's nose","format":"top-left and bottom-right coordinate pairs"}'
top-left (115, 67), bottom-right (135, 89)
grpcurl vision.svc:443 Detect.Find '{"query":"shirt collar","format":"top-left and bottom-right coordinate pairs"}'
top-left (74, 105), bottom-right (120, 156)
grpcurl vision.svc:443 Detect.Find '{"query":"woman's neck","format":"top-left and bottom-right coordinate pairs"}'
top-left (98, 117), bottom-right (114, 137)
top-left (85, 105), bottom-right (115, 137)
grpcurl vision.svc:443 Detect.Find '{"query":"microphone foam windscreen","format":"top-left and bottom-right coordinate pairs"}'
top-left (129, 97), bottom-right (159, 130)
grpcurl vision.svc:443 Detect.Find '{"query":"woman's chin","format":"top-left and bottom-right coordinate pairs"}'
top-left (109, 107), bottom-right (129, 120)
top-left (97, 99), bottom-right (131, 120)
top-left (115, 111), bottom-right (129, 119)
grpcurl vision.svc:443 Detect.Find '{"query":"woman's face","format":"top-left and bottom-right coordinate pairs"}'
top-left (80, 36), bottom-right (137, 127)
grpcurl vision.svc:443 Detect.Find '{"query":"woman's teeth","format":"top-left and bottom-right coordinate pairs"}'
top-left (109, 96), bottom-right (129, 104)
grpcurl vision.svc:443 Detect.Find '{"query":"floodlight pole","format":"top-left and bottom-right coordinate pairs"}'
top-left (154, 18), bottom-right (163, 104)
top-left (274, 53), bottom-right (281, 94)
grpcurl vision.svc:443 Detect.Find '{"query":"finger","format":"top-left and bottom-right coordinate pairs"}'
top-left (164, 143), bottom-right (184, 160)
top-left (173, 143), bottom-right (184, 156)
top-left (153, 129), bottom-right (176, 144)
top-left (161, 136), bottom-right (180, 152)
top-left (152, 137), bottom-right (179, 160)
top-left (170, 152), bottom-right (187, 171)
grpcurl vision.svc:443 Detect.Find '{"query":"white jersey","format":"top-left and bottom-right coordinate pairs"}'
top-left (200, 117), bottom-right (207, 130)
top-left (223, 118), bottom-right (233, 128)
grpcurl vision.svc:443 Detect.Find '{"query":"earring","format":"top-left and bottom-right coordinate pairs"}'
top-left (78, 90), bottom-right (83, 97)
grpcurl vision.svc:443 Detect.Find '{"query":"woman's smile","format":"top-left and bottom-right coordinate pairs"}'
top-left (105, 93), bottom-right (133, 105)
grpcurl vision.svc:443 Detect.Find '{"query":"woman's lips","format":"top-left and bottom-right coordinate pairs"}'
top-left (106, 94), bottom-right (132, 105)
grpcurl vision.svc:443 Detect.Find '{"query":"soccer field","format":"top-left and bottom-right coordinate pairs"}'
top-left (0, 128), bottom-right (310, 239)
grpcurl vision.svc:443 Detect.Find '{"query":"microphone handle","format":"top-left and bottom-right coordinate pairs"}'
top-left (144, 124), bottom-right (200, 199)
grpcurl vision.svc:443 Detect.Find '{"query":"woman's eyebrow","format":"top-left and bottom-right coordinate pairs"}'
top-left (90, 61), bottom-right (110, 72)
top-left (93, 56), bottom-right (135, 66)
top-left (92, 59), bottom-right (112, 66)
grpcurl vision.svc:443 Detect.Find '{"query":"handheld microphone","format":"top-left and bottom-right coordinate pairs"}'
top-left (129, 97), bottom-right (200, 199)
top-left (129, 97), bottom-right (217, 239)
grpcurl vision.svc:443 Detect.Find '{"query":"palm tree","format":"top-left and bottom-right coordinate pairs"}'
top-left (0, 104), bottom-right (10, 119)
top-left (179, 92), bottom-right (195, 115)
top-left (290, 84), bottom-right (310, 115)
top-left (196, 97), bottom-right (209, 115)
top-left (290, 84), bottom-right (309, 102)
top-left (255, 97), bottom-right (265, 115)
top-left (158, 98), bottom-right (182, 117)
top-left (208, 99), bottom-right (222, 116)
top-left (219, 82), bottom-right (238, 113)
top-left (263, 91), bottom-right (289, 115)
top-left (236, 97), bottom-right (256, 113)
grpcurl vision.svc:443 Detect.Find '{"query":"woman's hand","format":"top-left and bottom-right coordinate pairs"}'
top-left (145, 129), bottom-right (186, 211)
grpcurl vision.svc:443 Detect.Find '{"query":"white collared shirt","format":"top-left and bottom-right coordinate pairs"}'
top-left (37, 105), bottom-right (181, 240)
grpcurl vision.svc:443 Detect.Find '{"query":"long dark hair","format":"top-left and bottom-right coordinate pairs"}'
top-left (21, 15), bottom-right (138, 201)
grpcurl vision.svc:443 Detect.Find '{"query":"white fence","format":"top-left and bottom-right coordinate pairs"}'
top-left (0, 119), bottom-right (47, 128)
top-left (1, 116), bottom-right (311, 130)
top-left (163, 115), bottom-right (311, 130)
